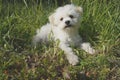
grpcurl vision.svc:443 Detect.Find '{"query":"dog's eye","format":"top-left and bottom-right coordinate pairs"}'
top-left (60, 17), bottom-right (63, 21)
top-left (69, 15), bottom-right (74, 18)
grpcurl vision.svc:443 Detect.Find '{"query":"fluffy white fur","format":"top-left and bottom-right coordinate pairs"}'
top-left (33, 4), bottom-right (95, 65)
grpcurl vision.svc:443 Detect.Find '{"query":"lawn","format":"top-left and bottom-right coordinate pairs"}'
top-left (0, 0), bottom-right (120, 80)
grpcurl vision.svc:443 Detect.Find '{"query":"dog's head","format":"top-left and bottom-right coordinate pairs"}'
top-left (49, 4), bottom-right (83, 30)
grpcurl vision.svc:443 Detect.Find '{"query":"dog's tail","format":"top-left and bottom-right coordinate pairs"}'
top-left (32, 23), bottom-right (53, 46)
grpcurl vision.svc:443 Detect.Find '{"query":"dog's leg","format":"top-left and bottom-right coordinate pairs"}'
top-left (59, 42), bottom-right (79, 65)
top-left (80, 42), bottom-right (95, 54)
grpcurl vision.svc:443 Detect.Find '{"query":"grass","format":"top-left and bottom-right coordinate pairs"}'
top-left (0, 0), bottom-right (120, 80)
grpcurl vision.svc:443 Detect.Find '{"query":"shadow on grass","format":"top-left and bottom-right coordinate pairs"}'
top-left (80, 15), bottom-right (99, 44)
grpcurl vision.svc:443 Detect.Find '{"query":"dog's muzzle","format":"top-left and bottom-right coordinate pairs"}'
top-left (65, 20), bottom-right (72, 28)
top-left (65, 21), bottom-right (70, 25)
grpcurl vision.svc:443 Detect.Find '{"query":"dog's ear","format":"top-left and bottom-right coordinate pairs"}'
top-left (76, 6), bottom-right (83, 15)
top-left (49, 13), bottom-right (55, 25)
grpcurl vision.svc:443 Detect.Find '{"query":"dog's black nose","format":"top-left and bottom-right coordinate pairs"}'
top-left (65, 20), bottom-right (70, 25)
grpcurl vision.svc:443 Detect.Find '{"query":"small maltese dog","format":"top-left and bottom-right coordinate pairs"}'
top-left (33, 4), bottom-right (95, 65)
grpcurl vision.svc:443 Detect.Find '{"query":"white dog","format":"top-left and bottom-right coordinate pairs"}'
top-left (33, 4), bottom-right (95, 65)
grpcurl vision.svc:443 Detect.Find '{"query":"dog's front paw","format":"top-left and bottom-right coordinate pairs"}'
top-left (81, 43), bottom-right (96, 54)
top-left (88, 48), bottom-right (95, 54)
top-left (66, 54), bottom-right (79, 65)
